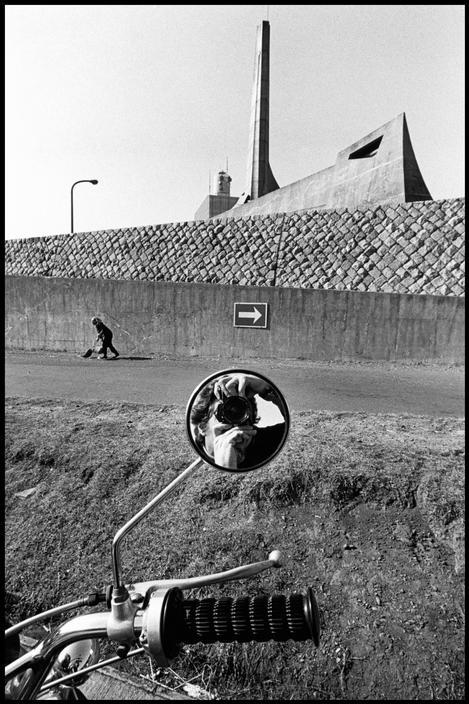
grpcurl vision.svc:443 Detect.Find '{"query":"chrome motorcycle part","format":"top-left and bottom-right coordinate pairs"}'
top-left (111, 456), bottom-right (203, 589)
top-left (5, 612), bottom-right (109, 697)
top-left (5, 594), bottom-right (104, 639)
top-left (139, 587), bottom-right (185, 666)
top-left (107, 587), bottom-right (141, 645)
top-left (186, 369), bottom-right (290, 472)
top-left (127, 550), bottom-right (282, 594)
top-left (44, 639), bottom-right (100, 686)
top-left (38, 648), bottom-right (145, 695)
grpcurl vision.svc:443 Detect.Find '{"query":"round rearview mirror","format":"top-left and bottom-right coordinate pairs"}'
top-left (186, 369), bottom-right (290, 473)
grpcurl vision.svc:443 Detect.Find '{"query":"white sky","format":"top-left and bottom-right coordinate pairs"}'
top-left (5, 4), bottom-right (465, 240)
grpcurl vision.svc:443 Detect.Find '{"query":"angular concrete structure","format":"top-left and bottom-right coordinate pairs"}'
top-left (236, 20), bottom-right (279, 204)
top-left (328, 112), bottom-right (432, 208)
top-left (197, 19), bottom-right (432, 221)
top-left (215, 112), bottom-right (432, 220)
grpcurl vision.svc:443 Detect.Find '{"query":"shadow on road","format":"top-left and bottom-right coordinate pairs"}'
top-left (106, 356), bottom-right (153, 361)
top-left (80, 356), bottom-right (153, 361)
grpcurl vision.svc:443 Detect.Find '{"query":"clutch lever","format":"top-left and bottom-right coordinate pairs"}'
top-left (127, 550), bottom-right (282, 598)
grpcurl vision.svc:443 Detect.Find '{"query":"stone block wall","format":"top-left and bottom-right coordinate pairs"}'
top-left (4, 198), bottom-right (465, 297)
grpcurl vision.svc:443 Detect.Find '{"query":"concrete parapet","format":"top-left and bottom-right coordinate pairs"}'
top-left (5, 276), bottom-right (465, 363)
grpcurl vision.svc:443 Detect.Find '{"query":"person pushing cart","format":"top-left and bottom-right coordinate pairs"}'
top-left (82, 317), bottom-right (119, 360)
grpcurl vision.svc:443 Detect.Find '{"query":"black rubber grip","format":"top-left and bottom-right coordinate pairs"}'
top-left (181, 588), bottom-right (319, 647)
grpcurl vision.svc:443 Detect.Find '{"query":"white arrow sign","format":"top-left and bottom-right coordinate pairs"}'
top-left (233, 302), bottom-right (268, 328)
top-left (239, 307), bottom-right (262, 324)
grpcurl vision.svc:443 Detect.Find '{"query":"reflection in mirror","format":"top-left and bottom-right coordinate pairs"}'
top-left (45, 639), bottom-right (100, 685)
top-left (186, 370), bottom-right (290, 473)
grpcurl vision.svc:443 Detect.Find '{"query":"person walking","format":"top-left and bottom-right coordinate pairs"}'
top-left (90, 317), bottom-right (119, 359)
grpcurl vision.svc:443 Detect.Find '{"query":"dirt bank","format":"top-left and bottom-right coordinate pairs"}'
top-left (5, 398), bottom-right (465, 699)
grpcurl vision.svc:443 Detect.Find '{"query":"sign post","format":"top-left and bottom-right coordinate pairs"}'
top-left (233, 302), bottom-right (269, 329)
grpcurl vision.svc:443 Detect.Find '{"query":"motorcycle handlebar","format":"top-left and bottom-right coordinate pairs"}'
top-left (6, 587), bottom-right (320, 697)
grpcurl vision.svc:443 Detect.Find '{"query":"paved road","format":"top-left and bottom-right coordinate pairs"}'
top-left (5, 351), bottom-right (464, 416)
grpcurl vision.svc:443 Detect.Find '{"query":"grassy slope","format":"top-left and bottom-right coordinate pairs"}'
top-left (5, 397), bottom-right (465, 700)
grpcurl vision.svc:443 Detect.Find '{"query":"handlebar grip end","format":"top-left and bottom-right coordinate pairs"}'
top-left (268, 550), bottom-right (282, 567)
top-left (305, 587), bottom-right (320, 647)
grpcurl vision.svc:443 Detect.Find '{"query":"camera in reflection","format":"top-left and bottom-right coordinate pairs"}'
top-left (214, 395), bottom-right (257, 426)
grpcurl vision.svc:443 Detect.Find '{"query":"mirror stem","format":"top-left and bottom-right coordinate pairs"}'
top-left (111, 458), bottom-right (204, 589)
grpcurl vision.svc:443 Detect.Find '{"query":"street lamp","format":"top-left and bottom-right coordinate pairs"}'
top-left (71, 179), bottom-right (98, 234)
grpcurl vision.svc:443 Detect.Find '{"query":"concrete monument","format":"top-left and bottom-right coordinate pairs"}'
top-left (237, 20), bottom-right (279, 204)
top-left (195, 19), bottom-right (432, 221)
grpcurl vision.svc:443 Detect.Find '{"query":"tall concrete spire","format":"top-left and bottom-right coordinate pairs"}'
top-left (238, 20), bottom-right (279, 203)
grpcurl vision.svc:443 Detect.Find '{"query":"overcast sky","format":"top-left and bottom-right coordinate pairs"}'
top-left (5, 4), bottom-right (465, 240)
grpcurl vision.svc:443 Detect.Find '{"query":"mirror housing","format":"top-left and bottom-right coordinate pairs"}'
top-left (186, 369), bottom-right (290, 473)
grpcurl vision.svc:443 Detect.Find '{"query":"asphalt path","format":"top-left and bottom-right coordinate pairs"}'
top-left (5, 351), bottom-right (464, 417)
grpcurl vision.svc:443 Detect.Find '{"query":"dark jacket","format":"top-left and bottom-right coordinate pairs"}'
top-left (95, 321), bottom-right (113, 341)
top-left (238, 422), bottom-right (286, 469)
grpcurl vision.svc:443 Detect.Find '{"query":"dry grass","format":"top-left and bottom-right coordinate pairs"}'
top-left (5, 397), bottom-right (465, 700)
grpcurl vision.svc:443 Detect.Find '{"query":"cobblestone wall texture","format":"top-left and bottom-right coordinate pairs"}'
top-left (4, 198), bottom-right (465, 297)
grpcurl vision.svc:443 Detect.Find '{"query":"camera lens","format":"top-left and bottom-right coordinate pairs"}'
top-left (218, 396), bottom-right (252, 425)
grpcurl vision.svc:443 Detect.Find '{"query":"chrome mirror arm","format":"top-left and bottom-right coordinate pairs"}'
top-left (111, 458), bottom-right (204, 590)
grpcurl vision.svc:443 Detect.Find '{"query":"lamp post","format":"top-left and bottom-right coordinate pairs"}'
top-left (71, 179), bottom-right (98, 234)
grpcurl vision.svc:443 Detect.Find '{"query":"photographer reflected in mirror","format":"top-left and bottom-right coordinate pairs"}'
top-left (188, 372), bottom-right (289, 472)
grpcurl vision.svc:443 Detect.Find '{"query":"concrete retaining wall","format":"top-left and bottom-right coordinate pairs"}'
top-left (5, 276), bottom-right (465, 363)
